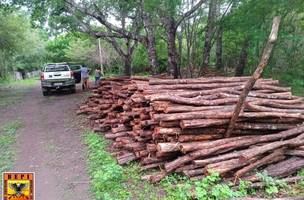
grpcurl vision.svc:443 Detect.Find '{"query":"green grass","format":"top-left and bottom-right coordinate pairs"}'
top-left (0, 121), bottom-right (23, 173)
top-left (0, 77), bottom-right (38, 88)
top-left (0, 88), bottom-right (25, 109)
top-left (0, 77), bottom-right (38, 109)
top-left (84, 130), bottom-right (304, 200)
top-left (84, 130), bottom-right (161, 200)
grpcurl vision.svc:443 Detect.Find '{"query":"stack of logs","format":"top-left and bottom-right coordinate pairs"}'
top-left (77, 76), bottom-right (304, 183)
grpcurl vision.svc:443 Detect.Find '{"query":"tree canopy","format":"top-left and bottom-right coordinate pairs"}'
top-left (0, 0), bottom-right (303, 94)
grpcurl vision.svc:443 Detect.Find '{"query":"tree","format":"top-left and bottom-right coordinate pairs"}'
top-left (201, 0), bottom-right (217, 70)
top-left (0, 8), bottom-right (46, 78)
top-left (158, 0), bottom-right (207, 78)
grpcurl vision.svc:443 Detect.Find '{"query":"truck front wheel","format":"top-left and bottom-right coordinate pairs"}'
top-left (70, 85), bottom-right (76, 93)
top-left (42, 90), bottom-right (48, 96)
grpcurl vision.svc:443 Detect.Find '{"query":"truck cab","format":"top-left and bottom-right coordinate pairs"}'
top-left (40, 63), bottom-right (76, 96)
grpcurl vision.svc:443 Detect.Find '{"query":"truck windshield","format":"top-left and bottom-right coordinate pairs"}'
top-left (45, 65), bottom-right (69, 72)
top-left (69, 65), bottom-right (82, 70)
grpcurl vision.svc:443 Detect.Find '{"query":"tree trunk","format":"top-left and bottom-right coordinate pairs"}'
top-left (235, 39), bottom-right (249, 76)
top-left (124, 55), bottom-right (132, 76)
top-left (225, 17), bottom-right (281, 137)
top-left (147, 37), bottom-right (158, 75)
top-left (142, 11), bottom-right (158, 75)
top-left (216, 27), bottom-right (223, 70)
top-left (178, 30), bottom-right (183, 78)
top-left (165, 17), bottom-right (179, 79)
top-left (201, 0), bottom-right (217, 70)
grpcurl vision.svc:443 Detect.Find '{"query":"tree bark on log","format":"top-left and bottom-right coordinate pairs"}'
top-left (243, 157), bottom-right (304, 182)
top-left (240, 131), bottom-right (304, 162)
top-left (234, 148), bottom-right (286, 179)
top-left (166, 126), bottom-right (304, 172)
top-left (225, 16), bottom-right (281, 137)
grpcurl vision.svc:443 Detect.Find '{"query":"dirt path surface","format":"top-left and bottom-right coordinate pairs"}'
top-left (0, 82), bottom-right (91, 200)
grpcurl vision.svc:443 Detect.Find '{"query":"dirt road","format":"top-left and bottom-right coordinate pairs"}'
top-left (0, 83), bottom-right (91, 200)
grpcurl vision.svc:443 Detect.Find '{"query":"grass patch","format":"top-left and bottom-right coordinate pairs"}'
top-left (0, 121), bottom-right (23, 173)
top-left (160, 173), bottom-right (250, 200)
top-left (84, 130), bottom-right (161, 200)
top-left (0, 77), bottom-right (38, 88)
top-left (0, 77), bottom-right (38, 109)
top-left (0, 88), bottom-right (25, 109)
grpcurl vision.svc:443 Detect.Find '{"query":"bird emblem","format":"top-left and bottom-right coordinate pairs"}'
top-left (8, 183), bottom-right (29, 200)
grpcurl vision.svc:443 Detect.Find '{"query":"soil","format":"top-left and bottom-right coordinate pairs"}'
top-left (0, 83), bottom-right (91, 200)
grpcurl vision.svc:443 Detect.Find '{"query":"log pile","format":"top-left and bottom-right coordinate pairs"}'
top-left (77, 76), bottom-right (304, 183)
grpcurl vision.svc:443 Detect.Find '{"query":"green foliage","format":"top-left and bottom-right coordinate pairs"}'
top-left (65, 37), bottom-right (97, 66)
top-left (132, 44), bottom-right (149, 73)
top-left (45, 35), bottom-right (73, 63)
top-left (84, 130), bottom-right (161, 200)
top-left (161, 172), bottom-right (248, 200)
top-left (84, 131), bottom-right (129, 200)
top-left (0, 9), bottom-right (46, 77)
top-left (0, 121), bottom-right (23, 173)
top-left (298, 169), bottom-right (304, 188)
top-left (161, 174), bottom-right (193, 200)
top-left (257, 172), bottom-right (288, 197)
top-left (0, 77), bottom-right (38, 87)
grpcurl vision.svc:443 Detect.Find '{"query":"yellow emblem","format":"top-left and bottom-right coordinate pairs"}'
top-left (2, 172), bottom-right (34, 200)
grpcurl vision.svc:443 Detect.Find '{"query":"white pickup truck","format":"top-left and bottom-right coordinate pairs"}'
top-left (40, 63), bottom-right (76, 96)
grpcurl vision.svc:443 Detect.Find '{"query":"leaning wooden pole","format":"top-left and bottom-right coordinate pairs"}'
top-left (225, 16), bottom-right (281, 138)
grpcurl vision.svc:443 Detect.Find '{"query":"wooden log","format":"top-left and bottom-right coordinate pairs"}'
top-left (141, 162), bottom-right (164, 171)
top-left (243, 157), bottom-right (304, 182)
top-left (146, 144), bottom-right (157, 152)
top-left (117, 153), bottom-right (137, 165)
top-left (153, 111), bottom-right (304, 122)
top-left (141, 156), bottom-right (169, 165)
top-left (178, 134), bottom-right (222, 142)
top-left (180, 136), bottom-right (254, 153)
top-left (112, 125), bottom-right (131, 133)
top-left (240, 132), bottom-right (304, 162)
top-left (148, 79), bottom-right (281, 90)
top-left (234, 148), bottom-right (286, 179)
top-left (248, 176), bottom-right (304, 189)
top-left (193, 149), bottom-right (249, 167)
top-left (140, 120), bottom-right (157, 127)
top-left (183, 168), bottom-right (204, 177)
top-left (157, 143), bottom-right (180, 153)
top-left (247, 102), bottom-right (304, 113)
top-left (135, 150), bottom-right (149, 158)
top-left (159, 121), bottom-right (180, 127)
top-left (141, 172), bottom-right (167, 183)
top-left (166, 126), bottom-right (304, 172)
top-left (180, 119), bottom-right (230, 129)
top-left (225, 17), bottom-right (281, 137)
top-left (139, 130), bottom-right (153, 137)
top-left (150, 82), bottom-right (246, 90)
top-left (235, 123), bottom-right (296, 130)
top-left (105, 131), bottom-right (129, 139)
top-left (285, 149), bottom-right (304, 157)
top-left (205, 158), bottom-right (256, 176)
top-left (149, 77), bottom-right (251, 85)
top-left (165, 105), bottom-right (234, 113)
top-left (182, 128), bottom-right (226, 135)
top-left (256, 101), bottom-right (304, 109)
top-left (175, 164), bottom-right (199, 172)
top-left (150, 95), bottom-right (239, 106)
top-left (232, 90), bottom-right (295, 100)
top-left (154, 127), bottom-right (182, 135)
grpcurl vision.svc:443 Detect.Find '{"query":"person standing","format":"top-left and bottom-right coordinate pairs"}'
top-left (94, 68), bottom-right (102, 86)
top-left (81, 65), bottom-right (90, 90)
